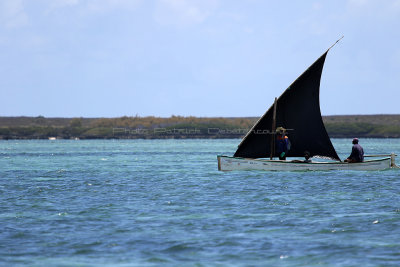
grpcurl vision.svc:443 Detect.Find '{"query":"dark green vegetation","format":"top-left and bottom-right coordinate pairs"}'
top-left (1, 115), bottom-right (399, 139)
top-left (323, 115), bottom-right (400, 138)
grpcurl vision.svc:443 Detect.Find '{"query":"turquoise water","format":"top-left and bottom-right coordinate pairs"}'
top-left (1, 139), bottom-right (400, 266)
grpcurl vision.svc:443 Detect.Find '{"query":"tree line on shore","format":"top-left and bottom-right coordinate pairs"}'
top-left (0, 115), bottom-right (400, 139)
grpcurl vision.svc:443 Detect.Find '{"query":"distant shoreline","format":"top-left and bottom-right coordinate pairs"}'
top-left (1, 115), bottom-right (400, 139)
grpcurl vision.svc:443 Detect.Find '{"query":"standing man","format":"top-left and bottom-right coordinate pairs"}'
top-left (276, 127), bottom-right (290, 160)
top-left (345, 138), bottom-right (364, 163)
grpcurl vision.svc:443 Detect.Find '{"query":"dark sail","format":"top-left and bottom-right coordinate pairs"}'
top-left (234, 50), bottom-right (340, 161)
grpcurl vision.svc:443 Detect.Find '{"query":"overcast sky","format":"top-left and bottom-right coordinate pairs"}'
top-left (1, 0), bottom-right (399, 117)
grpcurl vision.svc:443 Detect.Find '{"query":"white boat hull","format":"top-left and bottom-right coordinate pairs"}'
top-left (217, 155), bottom-right (393, 171)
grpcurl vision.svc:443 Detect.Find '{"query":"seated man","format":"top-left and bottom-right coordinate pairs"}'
top-left (344, 138), bottom-right (364, 163)
top-left (303, 151), bottom-right (312, 163)
top-left (292, 151), bottom-right (312, 163)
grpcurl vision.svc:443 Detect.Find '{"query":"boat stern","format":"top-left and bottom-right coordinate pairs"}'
top-left (391, 152), bottom-right (399, 168)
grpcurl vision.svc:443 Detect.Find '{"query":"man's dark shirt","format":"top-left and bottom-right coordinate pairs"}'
top-left (349, 144), bottom-right (364, 162)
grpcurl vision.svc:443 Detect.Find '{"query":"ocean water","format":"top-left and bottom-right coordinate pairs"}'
top-left (1, 139), bottom-right (400, 266)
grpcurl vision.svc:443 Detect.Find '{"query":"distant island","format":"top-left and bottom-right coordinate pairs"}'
top-left (1, 115), bottom-right (400, 139)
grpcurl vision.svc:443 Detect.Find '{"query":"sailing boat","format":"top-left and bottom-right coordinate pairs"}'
top-left (217, 40), bottom-right (397, 171)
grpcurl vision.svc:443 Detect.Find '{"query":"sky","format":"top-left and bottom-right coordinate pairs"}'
top-left (0, 0), bottom-right (399, 118)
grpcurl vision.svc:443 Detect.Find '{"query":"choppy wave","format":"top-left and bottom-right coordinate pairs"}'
top-left (1, 139), bottom-right (400, 266)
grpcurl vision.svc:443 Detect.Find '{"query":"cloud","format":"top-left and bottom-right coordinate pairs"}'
top-left (347, 0), bottom-right (369, 5)
top-left (0, 0), bottom-right (28, 29)
top-left (312, 2), bottom-right (322, 10)
top-left (47, 0), bottom-right (141, 15)
top-left (346, 0), bottom-right (400, 15)
top-left (154, 0), bottom-right (218, 27)
top-left (51, 0), bottom-right (80, 7)
top-left (85, 0), bottom-right (142, 14)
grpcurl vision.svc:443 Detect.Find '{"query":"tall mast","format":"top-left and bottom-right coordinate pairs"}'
top-left (270, 97), bottom-right (277, 160)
